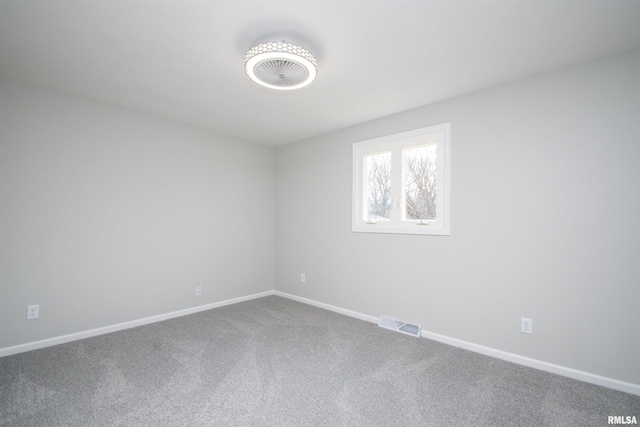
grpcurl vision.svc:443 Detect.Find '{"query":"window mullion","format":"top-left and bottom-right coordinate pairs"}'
top-left (390, 147), bottom-right (403, 223)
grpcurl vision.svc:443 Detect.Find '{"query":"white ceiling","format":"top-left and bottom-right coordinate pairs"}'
top-left (2, 1), bottom-right (639, 146)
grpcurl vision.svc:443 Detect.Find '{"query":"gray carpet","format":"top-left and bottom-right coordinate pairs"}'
top-left (1, 296), bottom-right (638, 426)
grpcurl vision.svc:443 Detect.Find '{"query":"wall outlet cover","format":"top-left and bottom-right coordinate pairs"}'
top-left (27, 304), bottom-right (39, 320)
top-left (521, 317), bottom-right (533, 334)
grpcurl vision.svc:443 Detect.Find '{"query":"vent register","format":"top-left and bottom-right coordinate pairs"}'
top-left (244, 41), bottom-right (318, 90)
top-left (378, 315), bottom-right (422, 338)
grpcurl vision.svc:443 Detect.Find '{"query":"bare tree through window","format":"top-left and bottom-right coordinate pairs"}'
top-left (353, 123), bottom-right (449, 235)
top-left (404, 144), bottom-right (437, 220)
top-left (364, 152), bottom-right (392, 220)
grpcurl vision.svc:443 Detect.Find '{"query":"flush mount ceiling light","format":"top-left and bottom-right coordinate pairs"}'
top-left (244, 41), bottom-right (317, 90)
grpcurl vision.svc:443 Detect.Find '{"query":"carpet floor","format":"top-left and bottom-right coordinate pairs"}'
top-left (1, 295), bottom-right (638, 426)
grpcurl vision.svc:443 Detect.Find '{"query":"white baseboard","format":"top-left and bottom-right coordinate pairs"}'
top-left (274, 291), bottom-right (379, 323)
top-left (3, 289), bottom-right (638, 396)
top-left (0, 290), bottom-right (274, 358)
top-left (274, 291), bottom-right (640, 396)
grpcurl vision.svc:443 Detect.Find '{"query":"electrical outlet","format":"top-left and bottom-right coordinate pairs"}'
top-left (300, 273), bottom-right (306, 283)
top-left (195, 286), bottom-right (202, 296)
top-left (521, 317), bottom-right (533, 334)
top-left (27, 304), bottom-right (39, 320)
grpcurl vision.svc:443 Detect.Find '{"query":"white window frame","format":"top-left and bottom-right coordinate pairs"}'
top-left (352, 123), bottom-right (450, 235)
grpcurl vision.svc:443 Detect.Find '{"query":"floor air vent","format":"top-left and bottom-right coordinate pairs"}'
top-left (378, 315), bottom-right (422, 338)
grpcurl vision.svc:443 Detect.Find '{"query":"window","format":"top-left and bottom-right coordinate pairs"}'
top-left (352, 123), bottom-right (450, 235)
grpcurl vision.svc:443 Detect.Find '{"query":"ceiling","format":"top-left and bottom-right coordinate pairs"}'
top-left (2, 1), bottom-right (639, 146)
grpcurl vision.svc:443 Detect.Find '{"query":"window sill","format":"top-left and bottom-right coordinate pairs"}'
top-left (352, 223), bottom-right (450, 236)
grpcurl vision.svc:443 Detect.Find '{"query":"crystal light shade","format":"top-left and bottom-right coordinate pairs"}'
top-left (244, 41), bottom-right (317, 90)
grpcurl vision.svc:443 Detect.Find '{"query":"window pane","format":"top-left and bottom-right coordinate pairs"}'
top-left (403, 144), bottom-right (437, 220)
top-left (364, 152), bottom-right (392, 220)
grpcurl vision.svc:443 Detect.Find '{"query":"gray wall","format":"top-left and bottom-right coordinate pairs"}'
top-left (1, 51), bottom-right (638, 386)
top-left (275, 51), bottom-right (640, 385)
top-left (0, 80), bottom-right (275, 348)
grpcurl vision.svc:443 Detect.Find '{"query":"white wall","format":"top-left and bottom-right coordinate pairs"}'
top-left (275, 51), bottom-right (640, 385)
top-left (0, 80), bottom-right (275, 348)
